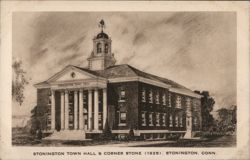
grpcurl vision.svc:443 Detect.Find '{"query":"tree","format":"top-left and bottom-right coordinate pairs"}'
top-left (12, 60), bottom-right (29, 106)
top-left (195, 91), bottom-right (215, 131)
top-left (101, 118), bottom-right (112, 140)
top-left (30, 105), bottom-right (48, 135)
top-left (217, 106), bottom-right (237, 133)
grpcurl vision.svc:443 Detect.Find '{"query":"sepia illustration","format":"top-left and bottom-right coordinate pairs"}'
top-left (12, 12), bottom-right (237, 147)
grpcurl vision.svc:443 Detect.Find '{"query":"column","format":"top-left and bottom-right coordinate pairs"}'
top-left (65, 90), bottom-right (69, 130)
top-left (79, 89), bottom-right (84, 130)
top-left (88, 90), bottom-right (92, 130)
top-left (94, 88), bottom-right (99, 131)
top-left (102, 88), bottom-right (107, 129)
top-left (60, 91), bottom-right (65, 130)
top-left (74, 90), bottom-right (78, 130)
top-left (51, 90), bottom-right (55, 130)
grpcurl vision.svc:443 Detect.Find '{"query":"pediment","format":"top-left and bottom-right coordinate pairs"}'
top-left (47, 65), bottom-right (100, 83)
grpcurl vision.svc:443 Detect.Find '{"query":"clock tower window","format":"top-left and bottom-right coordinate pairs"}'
top-left (97, 43), bottom-right (102, 53)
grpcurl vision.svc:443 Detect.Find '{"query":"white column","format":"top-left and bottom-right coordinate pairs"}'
top-left (94, 88), bottom-right (99, 131)
top-left (51, 90), bottom-right (55, 130)
top-left (88, 90), bottom-right (92, 130)
top-left (79, 89), bottom-right (84, 130)
top-left (65, 90), bottom-right (69, 130)
top-left (102, 88), bottom-right (107, 129)
top-left (74, 90), bottom-right (78, 130)
top-left (60, 91), bottom-right (65, 130)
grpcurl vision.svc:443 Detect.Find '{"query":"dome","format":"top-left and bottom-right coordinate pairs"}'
top-left (96, 32), bottom-right (109, 39)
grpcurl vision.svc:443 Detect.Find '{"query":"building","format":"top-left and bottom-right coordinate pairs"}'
top-left (34, 20), bottom-right (202, 140)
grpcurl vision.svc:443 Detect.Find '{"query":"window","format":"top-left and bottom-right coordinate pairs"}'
top-left (169, 115), bottom-right (173, 127)
top-left (119, 112), bottom-right (127, 124)
top-left (156, 113), bottom-right (160, 126)
top-left (176, 95), bottom-right (182, 108)
top-left (162, 93), bottom-right (166, 105)
top-left (141, 88), bottom-right (146, 102)
top-left (119, 87), bottom-right (126, 101)
top-left (193, 117), bottom-right (198, 126)
top-left (149, 113), bottom-right (153, 126)
top-left (48, 95), bottom-right (51, 105)
top-left (99, 113), bottom-right (102, 127)
top-left (141, 112), bottom-right (146, 126)
top-left (186, 98), bottom-right (191, 110)
top-left (97, 43), bottom-right (102, 53)
top-left (179, 116), bottom-right (183, 127)
top-left (162, 113), bottom-right (166, 126)
top-left (168, 93), bottom-right (171, 107)
top-left (155, 91), bottom-right (160, 104)
top-left (105, 43), bottom-right (109, 53)
top-left (149, 89), bottom-right (153, 103)
top-left (175, 116), bottom-right (179, 127)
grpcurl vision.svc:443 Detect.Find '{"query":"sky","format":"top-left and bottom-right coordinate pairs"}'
top-left (12, 12), bottom-right (236, 117)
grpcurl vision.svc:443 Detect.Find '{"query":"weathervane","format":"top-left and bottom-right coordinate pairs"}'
top-left (98, 19), bottom-right (105, 32)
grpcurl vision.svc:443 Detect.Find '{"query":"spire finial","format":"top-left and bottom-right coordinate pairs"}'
top-left (98, 19), bottom-right (105, 32)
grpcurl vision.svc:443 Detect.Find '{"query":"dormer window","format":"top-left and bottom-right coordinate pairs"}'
top-left (105, 43), bottom-right (108, 53)
top-left (97, 43), bottom-right (102, 53)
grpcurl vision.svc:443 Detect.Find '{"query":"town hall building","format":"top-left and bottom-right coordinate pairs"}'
top-left (34, 20), bottom-right (202, 140)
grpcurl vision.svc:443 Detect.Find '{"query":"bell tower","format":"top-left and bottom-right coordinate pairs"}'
top-left (88, 20), bottom-right (116, 71)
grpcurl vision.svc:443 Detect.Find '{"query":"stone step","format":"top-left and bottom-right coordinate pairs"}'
top-left (45, 130), bottom-right (86, 140)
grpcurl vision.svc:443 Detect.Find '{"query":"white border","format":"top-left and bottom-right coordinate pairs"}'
top-left (0, 1), bottom-right (249, 160)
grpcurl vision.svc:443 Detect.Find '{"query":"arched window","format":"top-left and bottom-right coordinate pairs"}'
top-left (105, 43), bottom-right (109, 53)
top-left (97, 43), bottom-right (102, 53)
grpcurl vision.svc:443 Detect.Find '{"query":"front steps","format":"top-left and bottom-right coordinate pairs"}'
top-left (44, 130), bottom-right (86, 140)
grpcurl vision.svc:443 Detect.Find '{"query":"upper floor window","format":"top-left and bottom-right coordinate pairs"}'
top-left (141, 88), bottom-right (146, 102)
top-left (186, 98), bottom-right (191, 109)
top-left (105, 43), bottom-right (109, 53)
top-left (97, 43), bottom-right (102, 53)
top-left (119, 87), bottom-right (126, 101)
top-left (156, 113), bottom-right (160, 126)
top-left (168, 93), bottom-right (171, 107)
top-left (48, 95), bottom-right (51, 105)
top-left (155, 91), bottom-right (160, 104)
top-left (162, 93), bottom-right (166, 105)
top-left (149, 89), bottom-right (153, 103)
top-left (176, 95), bottom-right (182, 108)
top-left (169, 115), bottom-right (173, 127)
top-left (141, 112), bottom-right (146, 126)
top-left (149, 112), bottom-right (153, 126)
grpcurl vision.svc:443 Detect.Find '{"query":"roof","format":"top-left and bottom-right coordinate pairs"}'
top-left (78, 64), bottom-right (193, 91)
top-left (96, 32), bottom-right (109, 39)
top-left (35, 64), bottom-right (200, 98)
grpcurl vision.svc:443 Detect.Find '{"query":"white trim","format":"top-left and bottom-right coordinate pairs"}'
top-left (170, 88), bottom-right (202, 98)
top-left (47, 65), bottom-right (106, 82)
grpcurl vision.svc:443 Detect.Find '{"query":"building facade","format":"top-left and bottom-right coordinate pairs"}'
top-left (34, 21), bottom-right (202, 140)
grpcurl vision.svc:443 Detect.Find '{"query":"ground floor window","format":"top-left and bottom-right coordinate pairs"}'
top-left (179, 116), bottom-right (183, 127)
top-left (149, 112), bottom-right (153, 126)
top-left (141, 112), bottom-right (146, 126)
top-left (175, 116), bottom-right (179, 127)
top-left (156, 113), bottom-right (160, 126)
top-left (119, 112), bottom-right (127, 125)
top-left (162, 113), bottom-right (166, 126)
top-left (169, 115), bottom-right (173, 127)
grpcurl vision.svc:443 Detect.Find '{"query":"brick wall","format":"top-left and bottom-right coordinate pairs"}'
top-left (107, 81), bottom-right (139, 130)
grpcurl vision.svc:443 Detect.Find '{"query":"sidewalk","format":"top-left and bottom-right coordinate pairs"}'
top-left (96, 140), bottom-right (176, 147)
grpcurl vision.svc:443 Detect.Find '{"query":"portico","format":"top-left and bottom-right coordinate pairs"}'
top-left (50, 87), bottom-right (107, 132)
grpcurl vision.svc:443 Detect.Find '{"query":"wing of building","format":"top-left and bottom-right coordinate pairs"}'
top-left (34, 20), bottom-right (202, 140)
